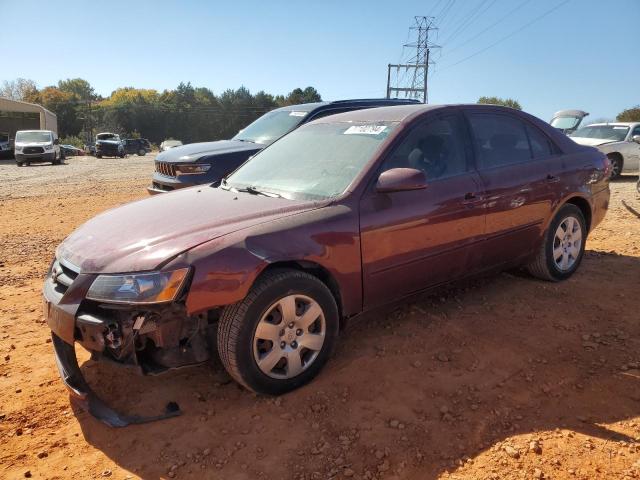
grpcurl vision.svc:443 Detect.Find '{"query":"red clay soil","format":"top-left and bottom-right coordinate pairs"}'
top-left (1, 156), bottom-right (640, 480)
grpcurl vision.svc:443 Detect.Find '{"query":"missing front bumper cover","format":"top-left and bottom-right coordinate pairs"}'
top-left (51, 333), bottom-right (181, 427)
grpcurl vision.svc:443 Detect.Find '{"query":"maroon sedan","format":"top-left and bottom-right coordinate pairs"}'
top-left (44, 104), bottom-right (610, 426)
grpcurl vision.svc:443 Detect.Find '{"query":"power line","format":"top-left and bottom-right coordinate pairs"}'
top-left (444, 0), bottom-right (534, 56)
top-left (437, 0), bottom-right (572, 72)
top-left (440, 0), bottom-right (495, 47)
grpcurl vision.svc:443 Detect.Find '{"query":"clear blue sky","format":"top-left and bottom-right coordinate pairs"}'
top-left (2, 0), bottom-right (638, 121)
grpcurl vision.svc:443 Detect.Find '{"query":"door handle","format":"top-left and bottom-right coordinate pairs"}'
top-left (463, 192), bottom-right (482, 206)
top-left (546, 174), bottom-right (560, 183)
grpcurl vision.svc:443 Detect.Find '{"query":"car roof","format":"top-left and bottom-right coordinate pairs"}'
top-left (274, 98), bottom-right (420, 114)
top-left (584, 122), bottom-right (639, 127)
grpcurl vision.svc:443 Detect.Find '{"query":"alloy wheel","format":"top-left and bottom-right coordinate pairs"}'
top-left (252, 294), bottom-right (326, 379)
top-left (553, 216), bottom-right (582, 271)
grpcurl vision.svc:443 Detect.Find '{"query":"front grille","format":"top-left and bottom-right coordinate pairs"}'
top-left (24, 146), bottom-right (45, 154)
top-left (51, 258), bottom-right (80, 295)
top-left (155, 161), bottom-right (176, 177)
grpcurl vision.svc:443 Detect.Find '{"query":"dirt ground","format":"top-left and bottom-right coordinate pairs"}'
top-left (1, 154), bottom-right (640, 480)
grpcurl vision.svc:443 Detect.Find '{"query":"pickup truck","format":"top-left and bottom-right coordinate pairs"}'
top-left (95, 132), bottom-right (125, 158)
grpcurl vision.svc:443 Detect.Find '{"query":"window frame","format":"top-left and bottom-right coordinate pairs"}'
top-left (373, 109), bottom-right (476, 186)
top-left (462, 109), bottom-right (559, 171)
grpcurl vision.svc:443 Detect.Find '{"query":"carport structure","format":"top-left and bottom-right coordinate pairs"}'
top-left (0, 97), bottom-right (58, 144)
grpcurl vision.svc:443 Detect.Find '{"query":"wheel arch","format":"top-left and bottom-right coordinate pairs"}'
top-left (606, 151), bottom-right (623, 168)
top-left (258, 260), bottom-right (345, 327)
top-left (564, 196), bottom-right (592, 232)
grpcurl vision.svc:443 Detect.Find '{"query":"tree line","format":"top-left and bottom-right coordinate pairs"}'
top-left (0, 78), bottom-right (321, 146)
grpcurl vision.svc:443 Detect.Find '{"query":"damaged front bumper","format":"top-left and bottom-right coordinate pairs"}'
top-left (51, 332), bottom-right (180, 427)
top-left (43, 258), bottom-right (213, 427)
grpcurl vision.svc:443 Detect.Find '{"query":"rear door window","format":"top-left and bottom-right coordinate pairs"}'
top-left (526, 125), bottom-right (554, 158)
top-left (467, 113), bottom-right (532, 169)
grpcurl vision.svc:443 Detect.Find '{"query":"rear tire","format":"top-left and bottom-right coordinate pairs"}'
top-left (138, 149), bottom-right (146, 156)
top-left (527, 204), bottom-right (586, 281)
top-left (96, 154), bottom-right (102, 159)
top-left (217, 269), bottom-right (339, 395)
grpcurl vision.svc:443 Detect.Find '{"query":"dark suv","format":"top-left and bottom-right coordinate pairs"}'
top-left (148, 98), bottom-right (419, 194)
top-left (123, 138), bottom-right (151, 156)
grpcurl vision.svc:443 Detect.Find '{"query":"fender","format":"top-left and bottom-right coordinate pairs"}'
top-left (167, 204), bottom-right (363, 317)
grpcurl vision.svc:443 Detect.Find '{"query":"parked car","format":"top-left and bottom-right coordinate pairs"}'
top-left (0, 131), bottom-right (12, 158)
top-left (550, 109), bottom-right (589, 134)
top-left (160, 139), bottom-right (183, 152)
top-left (95, 132), bottom-right (125, 158)
top-left (148, 98), bottom-right (420, 194)
top-left (569, 122), bottom-right (640, 178)
top-left (44, 104), bottom-right (610, 426)
top-left (84, 143), bottom-right (96, 156)
top-left (14, 130), bottom-right (62, 166)
top-left (61, 144), bottom-right (84, 156)
top-left (123, 138), bottom-right (151, 156)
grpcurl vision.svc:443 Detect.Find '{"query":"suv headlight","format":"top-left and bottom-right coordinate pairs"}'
top-left (15, 145), bottom-right (23, 152)
top-left (44, 144), bottom-right (53, 151)
top-left (86, 268), bottom-right (190, 304)
top-left (175, 164), bottom-right (211, 175)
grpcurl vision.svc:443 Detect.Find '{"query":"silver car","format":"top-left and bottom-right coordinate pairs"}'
top-left (570, 122), bottom-right (640, 179)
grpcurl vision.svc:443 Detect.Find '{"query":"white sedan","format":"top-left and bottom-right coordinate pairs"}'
top-left (570, 122), bottom-right (640, 178)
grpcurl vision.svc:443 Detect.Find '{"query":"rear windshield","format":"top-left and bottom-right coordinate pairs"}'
top-left (233, 110), bottom-right (308, 145)
top-left (15, 131), bottom-right (51, 143)
top-left (571, 125), bottom-right (629, 141)
top-left (97, 133), bottom-right (120, 141)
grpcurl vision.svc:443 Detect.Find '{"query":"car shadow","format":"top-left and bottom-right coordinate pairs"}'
top-left (72, 250), bottom-right (640, 479)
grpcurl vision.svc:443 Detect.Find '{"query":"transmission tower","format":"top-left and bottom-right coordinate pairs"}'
top-left (386, 16), bottom-right (440, 103)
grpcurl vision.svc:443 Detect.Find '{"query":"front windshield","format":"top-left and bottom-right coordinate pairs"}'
top-left (15, 131), bottom-right (51, 143)
top-left (226, 121), bottom-right (398, 200)
top-left (233, 109), bottom-right (309, 145)
top-left (571, 125), bottom-right (629, 141)
top-left (551, 116), bottom-right (580, 130)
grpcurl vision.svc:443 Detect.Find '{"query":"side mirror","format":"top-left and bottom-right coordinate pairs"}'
top-left (53, 138), bottom-right (59, 145)
top-left (633, 135), bottom-right (640, 144)
top-left (375, 168), bottom-right (427, 193)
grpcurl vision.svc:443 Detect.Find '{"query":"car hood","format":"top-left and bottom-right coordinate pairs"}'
top-left (570, 137), bottom-right (618, 147)
top-left (57, 186), bottom-right (323, 274)
top-left (157, 139), bottom-right (262, 163)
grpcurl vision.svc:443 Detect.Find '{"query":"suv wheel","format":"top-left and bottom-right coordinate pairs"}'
top-left (138, 149), bottom-right (146, 156)
top-left (527, 204), bottom-right (586, 281)
top-left (218, 269), bottom-right (339, 395)
top-left (16, 161), bottom-right (23, 167)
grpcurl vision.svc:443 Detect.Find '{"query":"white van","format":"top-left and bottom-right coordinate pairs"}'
top-left (14, 130), bottom-right (62, 166)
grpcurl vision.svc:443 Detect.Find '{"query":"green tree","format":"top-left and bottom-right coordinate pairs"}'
top-left (616, 106), bottom-right (640, 122)
top-left (276, 86), bottom-right (322, 106)
top-left (477, 96), bottom-right (522, 110)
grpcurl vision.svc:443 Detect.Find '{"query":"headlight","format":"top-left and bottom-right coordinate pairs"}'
top-left (86, 268), bottom-right (190, 304)
top-left (44, 144), bottom-right (53, 151)
top-left (174, 164), bottom-right (211, 175)
top-left (15, 146), bottom-right (23, 152)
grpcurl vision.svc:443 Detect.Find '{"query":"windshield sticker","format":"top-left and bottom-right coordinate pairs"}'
top-left (289, 111), bottom-right (307, 117)
top-left (343, 125), bottom-right (387, 135)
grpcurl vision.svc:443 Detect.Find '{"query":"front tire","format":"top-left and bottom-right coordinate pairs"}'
top-left (608, 154), bottom-right (622, 179)
top-left (138, 149), bottom-right (146, 156)
top-left (527, 204), bottom-right (586, 281)
top-left (217, 269), bottom-right (339, 395)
